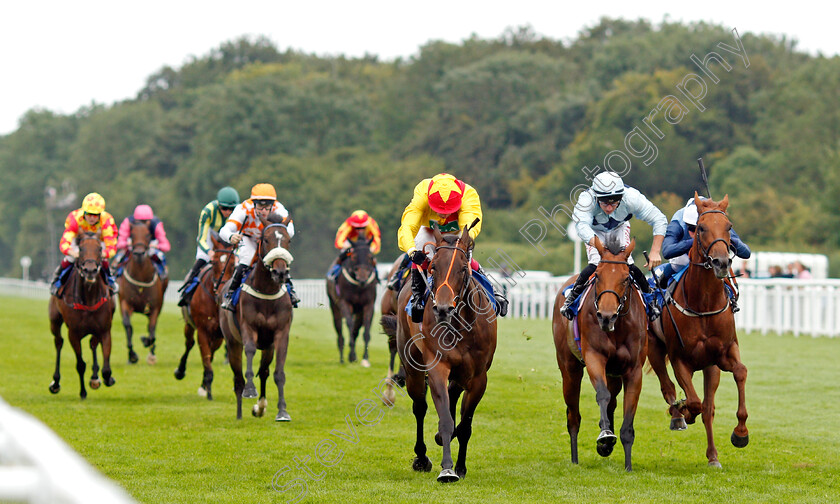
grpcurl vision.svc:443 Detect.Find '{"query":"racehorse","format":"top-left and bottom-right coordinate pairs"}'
top-left (380, 255), bottom-right (408, 405)
top-left (552, 237), bottom-right (647, 471)
top-left (647, 193), bottom-right (749, 468)
top-left (48, 232), bottom-right (117, 398)
top-left (117, 221), bottom-right (169, 365)
top-left (175, 231), bottom-right (234, 400)
top-left (382, 220), bottom-right (497, 482)
top-left (220, 214), bottom-right (294, 421)
top-left (326, 237), bottom-right (378, 367)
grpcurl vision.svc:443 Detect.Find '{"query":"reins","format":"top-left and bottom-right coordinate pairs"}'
top-left (591, 259), bottom-right (634, 318)
top-left (427, 243), bottom-right (471, 309)
top-left (676, 208), bottom-right (733, 317)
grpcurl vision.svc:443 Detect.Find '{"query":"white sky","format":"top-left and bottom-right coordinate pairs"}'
top-left (1, 1), bottom-right (835, 135)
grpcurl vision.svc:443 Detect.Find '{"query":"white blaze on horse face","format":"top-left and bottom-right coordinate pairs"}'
top-left (275, 230), bottom-right (283, 243)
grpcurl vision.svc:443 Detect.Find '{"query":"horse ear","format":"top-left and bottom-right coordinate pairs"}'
top-left (693, 190), bottom-right (703, 209)
top-left (593, 236), bottom-right (605, 257)
top-left (432, 222), bottom-right (443, 243)
top-left (282, 215), bottom-right (292, 226)
top-left (624, 238), bottom-right (636, 258)
top-left (720, 194), bottom-right (729, 212)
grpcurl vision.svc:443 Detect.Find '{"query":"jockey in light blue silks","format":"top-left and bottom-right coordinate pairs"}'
top-left (559, 171), bottom-right (668, 321)
top-left (655, 197), bottom-right (751, 312)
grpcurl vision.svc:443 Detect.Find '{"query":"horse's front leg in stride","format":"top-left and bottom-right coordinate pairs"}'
top-left (407, 376), bottom-right (432, 473)
top-left (142, 312), bottom-right (159, 365)
top-left (453, 375), bottom-right (488, 479)
top-left (242, 338), bottom-right (258, 399)
top-left (88, 337), bottom-right (101, 390)
top-left (49, 314), bottom-right (64, 394)
top-left (647, 331), bottom-right (686, 430)
top-left (122, 307), bottom-right (138, 364)
top-left (252, 349), bottom-right (273, 418)
top-left (347, 312), bottom-right (361, 363)
top-left (593, 380), bottom-right (617, 457)
top-left (702, 366), bottom-right (722, 468)
top-left (273, 331), bottom-right (291, 422)
top-left (68, 331), bottom-right (87, 400)
top-left (360, 303), bottom-right (374, 368)
top-left (619, 367), bottom-right (644, 472)
top-left (428, 368), bottom-right (458, 482)
top-left (723, 345), bottom-right (750, 449)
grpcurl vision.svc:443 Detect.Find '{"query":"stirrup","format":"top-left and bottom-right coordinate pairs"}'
top-left (494, 294), bottom-right (508, 317)
top-left (559, 302), bottom-right (574, 321)
top-left (409, 294), bottom-right (425, 323)
top-left (221, 294), bottom-right (235, 312)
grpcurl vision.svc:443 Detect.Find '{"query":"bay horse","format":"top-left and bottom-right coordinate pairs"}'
top-left (551, 237), bottom-right (647, 471)
top-left (326, 237), bottom-right (378, 366)
top-left (220, 214), bottom-right (294, 421)
top-left (647, 193), bottom-right (749, 468)
top-left (380, 255), bottom-right (408, 405)
top-left (48, 232), bottom-right (117, 398)
top-left (175, 231), bottom-right (234, 400)
top-left (382, 220), bottom-right (497, 482)
top-left (117, 221), bottom-right (169, 365)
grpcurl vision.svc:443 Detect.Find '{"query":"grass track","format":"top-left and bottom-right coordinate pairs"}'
top-left (1, 295), bottom-right (838, 503)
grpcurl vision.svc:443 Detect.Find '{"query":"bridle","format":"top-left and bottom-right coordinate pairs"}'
top-left (592, 259), bottom-right (633, 317)
top-left (426, 241), bottom-right (472, 309)
top-left (76, 236), bottom-right (102, 280)
top-left (340, 242), bottom-right (377, 286)
top-left (689, 209), bottom-right (732, 270)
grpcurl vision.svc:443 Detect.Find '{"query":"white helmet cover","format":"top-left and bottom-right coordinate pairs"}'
top-left (592, 171), bottom-right (625, 198)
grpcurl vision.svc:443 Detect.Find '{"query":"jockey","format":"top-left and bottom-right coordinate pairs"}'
top-left (113, 204), bottom-right (171, 279)
top-left (177, 186), bottom-right (241, 307)
top-left (559, 171), bottom-right (667, 321)
top-left (327, 210), bottom-right (381, 281)
top-left (219, 183), bottom-right (299, 310)
top-left (49, 192), bottom-right (119, 295)
top-left (396, 173), bottom-right (508, 322)
top-left (655, 197), bottom-right (751, 312)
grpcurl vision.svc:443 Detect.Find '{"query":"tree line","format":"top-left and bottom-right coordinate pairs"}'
top-left (1, 19), bottom-right (838, 279)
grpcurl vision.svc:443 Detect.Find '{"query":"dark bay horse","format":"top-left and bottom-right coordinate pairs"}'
top-left (48, 232), bottom-right (116, 398)
top-left (117, 221), bottom-right (169, 364)
top-left (380, 255), bottom-right (407, 405)
top-left (647, 193), bottom-right (749, 468)
top-left (220, 214), bottom-right (294, 421)
top-left (175, 231), bottom-right (234, 400)
top-left (327, 237), bottom-right (378, 366)
top-left (382, 221), bottom-right (497, 482)
top-left (552, 237), bottom-right (647, 471)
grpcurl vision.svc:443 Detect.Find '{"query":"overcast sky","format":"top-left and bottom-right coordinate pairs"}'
top-left (1, 1), bottom-right (835, 135)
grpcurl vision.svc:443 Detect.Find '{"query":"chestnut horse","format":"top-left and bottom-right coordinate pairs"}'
top-left (175, 231), bottom-right (234, 399)
top-left (383, 220), bottom-right (497, 482)
top-left (220, 214), bottom-right (294, 421)
top-left (552, 237), bottom-right (647, 471)
top-left (327, 237), bottom-right (378, 366)
top-left (117, 221), bottom-right (169, 364)
top-left (48, 232), bottom-right (116, 398)
top-left (647, 193), bottom-right (749, 468)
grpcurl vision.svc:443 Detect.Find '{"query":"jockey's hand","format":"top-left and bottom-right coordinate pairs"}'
top-left (68, 247), bottom-right (79, 259)
top-left (645, 251), bottom-right (662, 270)
top-left (229, 233), bottom-right (242, 245)
top-left (207, 250), bottom-right (216, 261)
top-left (339, 248), bottom-right (351, 261)
top-left (101, 250), bottom-right (108, 259)
top-left (409, 250), bottom-right (427, 265)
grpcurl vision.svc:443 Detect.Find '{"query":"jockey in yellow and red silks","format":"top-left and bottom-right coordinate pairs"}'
top-left (335, 210), bottom-right (381, 254)
top-left (395, 173), bottom-right (507, 322)
top-left (50, 192), bottom-right (119, 295)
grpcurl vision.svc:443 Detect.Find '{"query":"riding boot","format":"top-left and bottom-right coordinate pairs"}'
top-left (101, 262), bottom-right (119, 295)
top-left (630, 264), bottom-right (659, 321)
top-left (409, 268), bottom-right (427, 323)
top-left (387, 253), bottom-right (411, 291)
top-left (286, 278), bottom-right (300, 308)
top-left (221, 264), bottom-right (248, 312)
top-left (49, 265), bottom-right (63, 296)
top-left (559, 263), bottom-right (597, 320)
top-left (475, 265), bottom-right (509, 317)
top-left (178, 259), bottom-right (207, 307)
top-left (111, 250), bottom-right (126, 276)
top-left (724, 278), bottom-right (740, 313)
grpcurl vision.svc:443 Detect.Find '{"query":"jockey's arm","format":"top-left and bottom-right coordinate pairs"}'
top-left (661, 220), bottom-right (692, 260)
top-left (729, 229), bottom-right (751, 259)
top-left (153, 221), bottom-right (171, 252)
top-left (398, 182), bottom-right (429, 253)
top-left (116, 217), bottom-right (131, 251)
top-left (646, 235), bottom-right (664, 269)
top-left (196, 207), bottom-right (213, 253)
top-left (219, 205), bottom-right (246, 244)
top-left (457, 185), bottom-right (483, 240)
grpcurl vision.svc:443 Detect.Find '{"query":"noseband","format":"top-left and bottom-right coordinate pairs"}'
top-left (592, 259), bottom-right (632, 317)
top-left (690, 209), bottom-right (731, 269)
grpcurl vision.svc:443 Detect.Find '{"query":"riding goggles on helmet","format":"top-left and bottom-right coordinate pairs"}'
top-left (597, 194), bottom-right (623, 205)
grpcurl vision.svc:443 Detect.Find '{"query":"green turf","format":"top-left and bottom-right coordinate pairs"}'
top-left (1, 296), bottom-right (837, 503)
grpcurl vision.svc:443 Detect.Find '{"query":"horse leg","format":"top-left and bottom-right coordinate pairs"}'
top-left (585, 357), bottom-right (617, 457)
top-left (242, 334), bottom-right (258, 399)
top-left (436, 382), bottom-right (464, 446)
top-left (702, 366), bottom-right (722, 467)
top-left (329, 298), bottom-right (345, 363)
top-left (48, 303), bottom-right (64, 394)
top-left (144, 310), bottom-right (160, 364)
top-left (88, 336), bottom-right (101, 390)
top-left (647, 331), bottom-right (686, 430)
top-left (347, 310), bottom-right (361, 363)
top-left (671, 359), bottom-right (702, 424)
top-left (619, 364), bottom-right (644, 471)
top-left (360, 301), bottom-right (374, 367)
top-left (121, 303), bottom-right (138, 364)
top-left (101, 329), bottom-right (115, 387)
top-left (559, 359), bottom-right (584, 464)
top-left (405, 368), bottom-right (432, 472)
top-left (175, 323), bottom-right (195, 381)
top-left (68, 331), bottom-right (87, 400)
top-left (195, 328), bottom-right (213, 399)
top-left (252, 348), bottom-right (273, 418)
top-left (228, 340), bottom-right (245, 419)
top-left (718, 342), bottom-right (749, 448)
top-left (427, 364), bottom-right (458, 482)
top-left (273, 326), bottom-right (291, 422)
top-left (452, 375), bottom-right (487, 480)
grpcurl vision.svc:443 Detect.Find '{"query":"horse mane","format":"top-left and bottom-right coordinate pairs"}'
top-left (267, 213), bottom-right (287, 225)
top-left (441, 235), bottom-right (459, 245)
top-left (604, 234), bottom-right (625, 256)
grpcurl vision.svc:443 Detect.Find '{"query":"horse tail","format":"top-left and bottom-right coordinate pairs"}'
top-left (380, 314), bottom-right (397, 337)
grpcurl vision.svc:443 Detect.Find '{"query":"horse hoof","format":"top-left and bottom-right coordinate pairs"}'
top-left (437, 468), bottom-right (460, 483)
top-left (243, 384), bottom-right (258, 399)
top-left (361, 359), bottom-right (370, 368)
top-left (252, 405), bottom-right (263, 417)
top-left (198, 386), bottom-right (207, 398)
top-left (140, 336), bottom-right (152, 348)
top-left (79, 391), bottom-right (87, 400)
top-left (275, 411), bottom-right (291, 422)
top-left (90, 379), bottom-right (101, 390)
top-left (596, 430), bottom-right (617, 457)
top-left (731, 432), bottom-right (749, 448)
top-left (709, 460), bottom-right (723, 468)
top-left (455, 467), bottom-right (467, 479)
top-left (174, 369), bottom-right (186, 380)
top-left (349, 354), bottom-right (357, 363)
top-left (49, 382), bottom-right (60, 394)
top-left (434, 432), bottom-right (443, 446)
top-left (146, 354), bottom-right (157, 365)
top-left (128, 351), bottom-right (139, 364)
top-left (105, 377), bottom-right (115, 387)
top-left (412, 456), bottom-right (432, 472)
top-left (670, 418), bottom-right (688, 431)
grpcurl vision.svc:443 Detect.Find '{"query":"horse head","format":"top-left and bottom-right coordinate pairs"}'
top-left (592, 236), bottom-right (635, 332)
top-left (429, 219), bottom-right (477, 325)
top-left (693, 192), bottom-right (732, 279)
top-left (129, 221), bottom-right (152, 262)
top-left (259, 214), bottom-right (293, 285)
top-left (346, 237), bottom-right (377, 284)
top-left (77, 232), bottom-right (104, 284)
top-left (209, 230), bottom-right (234, 280)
